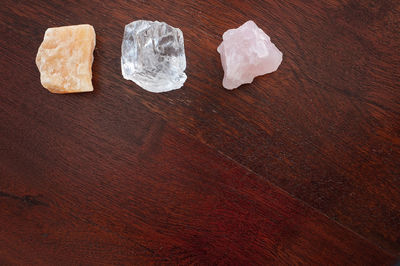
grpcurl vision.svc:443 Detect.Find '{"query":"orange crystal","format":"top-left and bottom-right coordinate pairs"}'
top-left (36, 24), bottom-right (96, 93)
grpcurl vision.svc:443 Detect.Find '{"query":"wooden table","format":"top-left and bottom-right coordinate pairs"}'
top-left (1, 0), bottom-right (399, 264)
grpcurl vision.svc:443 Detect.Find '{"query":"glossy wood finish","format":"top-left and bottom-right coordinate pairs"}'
top-left (1, 0), bottom-right (399, 264)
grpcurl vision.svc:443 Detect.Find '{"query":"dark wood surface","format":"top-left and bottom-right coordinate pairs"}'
top-left (1, 0), bottom-right (399, 264)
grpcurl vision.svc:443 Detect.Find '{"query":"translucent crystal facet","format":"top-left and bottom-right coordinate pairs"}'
top-left (121, 20), bottom-right (187, 93)
top-left (217, 21), bottom-right (283, 90)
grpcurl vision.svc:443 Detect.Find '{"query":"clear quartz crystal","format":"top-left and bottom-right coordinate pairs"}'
top-left (121, 20), bottom-right (187, 93)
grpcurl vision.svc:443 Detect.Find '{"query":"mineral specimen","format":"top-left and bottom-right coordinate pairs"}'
top-left (121, 20), bottom-right (187, 93)
top-left (217, 20), bottom-right (283, 90)
top-left (36, 24), bottom-right (96, 93)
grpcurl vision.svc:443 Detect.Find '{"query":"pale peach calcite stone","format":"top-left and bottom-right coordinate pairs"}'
top-left (217, 21), bottom-right (283, 90)
top-left (36, 24), bottom-right (96, 93)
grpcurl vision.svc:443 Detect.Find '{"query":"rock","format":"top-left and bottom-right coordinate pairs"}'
top-left (121, 20), bottom-right (187, 93)
top-left (217, 21), bottom-right (283, 90)
top-left (36, 24), bottom-right (96, 94)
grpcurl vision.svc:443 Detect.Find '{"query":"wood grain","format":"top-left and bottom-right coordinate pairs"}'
top-left (1, 0), bottom-right (399, 264)
top-left (0, 114), bottom-right (395, 264)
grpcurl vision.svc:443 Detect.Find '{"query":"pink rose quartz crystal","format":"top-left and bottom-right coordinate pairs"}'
top-left (217, 21), bottom-right (283, 90)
